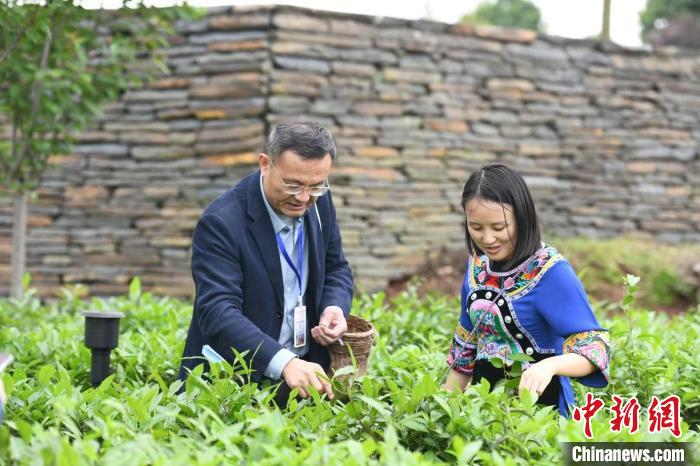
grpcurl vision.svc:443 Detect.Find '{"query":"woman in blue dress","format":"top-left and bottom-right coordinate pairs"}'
top-left (443, 164), bottom-right (610, 417)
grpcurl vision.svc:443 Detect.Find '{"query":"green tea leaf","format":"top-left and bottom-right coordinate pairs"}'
top-left (128, 277), bottom-right (142, 302)
top-left (510, 353), bottom-right (534, 363)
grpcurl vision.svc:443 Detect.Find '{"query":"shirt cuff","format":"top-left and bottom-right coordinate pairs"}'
top-left (563, 329), bottom-right (611, 384)
top-left (264, 348), bottom-right (298, 380)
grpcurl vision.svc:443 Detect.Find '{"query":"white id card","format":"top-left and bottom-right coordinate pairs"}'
top-left (293, 304), bottom-right (307, 348)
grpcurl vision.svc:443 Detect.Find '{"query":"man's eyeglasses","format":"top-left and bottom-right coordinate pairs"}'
top-left (268, 158), bottom-right (330, 197)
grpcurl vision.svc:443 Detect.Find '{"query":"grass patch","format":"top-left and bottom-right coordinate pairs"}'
top-left (548, 236), bottom-right (700, 311)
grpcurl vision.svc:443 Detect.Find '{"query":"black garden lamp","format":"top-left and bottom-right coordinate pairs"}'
top-left (83, 311), bottom-right (124, 387)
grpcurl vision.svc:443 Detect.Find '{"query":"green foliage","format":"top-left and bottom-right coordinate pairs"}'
top-left (640, 0), bottom-right (700, 38)
top-left (0, 0), bottom-right (197, 194)
top-left (460, 0), bottom-right (543, 32)
top-left (550, 236), bottom-right (699, 310)
top-left (0, 282), bottom-right (698, 464)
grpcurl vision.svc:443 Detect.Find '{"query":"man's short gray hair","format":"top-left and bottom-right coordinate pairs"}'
top-left (265, 122), bottom-right (336, 160)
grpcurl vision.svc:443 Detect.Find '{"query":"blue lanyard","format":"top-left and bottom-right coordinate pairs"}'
top-left (275, 221), bottom-right (304, 298)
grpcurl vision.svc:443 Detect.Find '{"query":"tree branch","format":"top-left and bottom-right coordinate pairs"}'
top-left (9, 22), bottom-right (53, 183)
top-left (0, 118), bottom-right (13, 176)
top-left (0, 5), bottom-right (41, 66)
top-left (1, 111), bottom-right (21, 185)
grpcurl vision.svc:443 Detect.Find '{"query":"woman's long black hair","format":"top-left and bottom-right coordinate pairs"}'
top-left (461, 164), bottom-right (542, 271)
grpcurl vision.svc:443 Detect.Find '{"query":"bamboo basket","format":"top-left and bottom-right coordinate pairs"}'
top-left (328, 314), bottom-right (376, 376)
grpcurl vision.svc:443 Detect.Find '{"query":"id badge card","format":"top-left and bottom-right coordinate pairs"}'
top-left (293, 302), bottom-right (307, 348)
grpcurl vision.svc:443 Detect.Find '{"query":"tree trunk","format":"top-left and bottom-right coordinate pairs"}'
top-left (10, 191), bottom-right (28, 299)
top-left (601, 0), bottom-right (611, 41)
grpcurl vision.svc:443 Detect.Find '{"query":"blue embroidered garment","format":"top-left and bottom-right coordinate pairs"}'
top-left (447, 244), bottom-right (611, 417)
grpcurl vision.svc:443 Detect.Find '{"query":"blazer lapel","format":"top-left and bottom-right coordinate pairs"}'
top-left (247, 172), bottom-right (284, 309)
top-left (305, 203), bottom-right (324, 318)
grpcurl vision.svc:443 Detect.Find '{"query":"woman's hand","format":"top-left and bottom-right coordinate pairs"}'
top-left (519, 353), bottom-right (596, 399)
top-left (442, 369), bottom-right (472, 392)
top-left (518, 359), bottom-right (555, 399)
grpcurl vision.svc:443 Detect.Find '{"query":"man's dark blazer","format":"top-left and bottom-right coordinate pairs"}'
top-left (178, 170), bottom-right (354, 383)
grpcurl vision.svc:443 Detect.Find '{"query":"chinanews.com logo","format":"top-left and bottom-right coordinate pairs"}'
top-left (572, 393), bottom-right (681, 438)
top-left (563, 443), bottom-right (691, 465)
top-left (563, 393), bottom-right (695, 466)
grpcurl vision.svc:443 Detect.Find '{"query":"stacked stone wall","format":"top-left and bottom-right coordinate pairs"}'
top-left (1, 5), bottom-right (699, 296)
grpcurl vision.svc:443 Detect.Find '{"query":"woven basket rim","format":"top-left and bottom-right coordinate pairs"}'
top-left (344, 314), bottom-right (375, 339)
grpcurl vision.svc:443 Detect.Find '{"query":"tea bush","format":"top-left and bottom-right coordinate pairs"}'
top-left (550, 237), bottom-right (700, 309)
top-left (0, 278), bottom-right (697, 465)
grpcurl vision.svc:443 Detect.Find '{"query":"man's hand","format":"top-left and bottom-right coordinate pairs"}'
top-left (281, 358), bottom-right (333, 399)
top-left (311, 306), bottom-right (347, 346)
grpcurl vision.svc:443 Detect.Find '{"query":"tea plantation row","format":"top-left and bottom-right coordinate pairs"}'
top-left (0, 279), bottom-right (698, 465)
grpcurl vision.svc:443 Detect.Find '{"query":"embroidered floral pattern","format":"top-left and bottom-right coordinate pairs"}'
top-left (469, 296), bottom-right (520, 366)
top-left (448, 323), bottom-right (477, 374)
top-left (564, 330), bottom-right (611, 382)
top-left (456, 245), bottom-right (564, 362)
top-left (469, 245), bottom-right (563, 299)
top-left (450, 244), bottom-right (611, 384)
